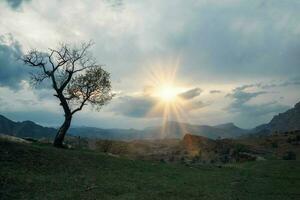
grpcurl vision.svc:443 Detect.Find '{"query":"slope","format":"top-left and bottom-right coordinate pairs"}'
top-left (1, 139), bottom-right (299, 200)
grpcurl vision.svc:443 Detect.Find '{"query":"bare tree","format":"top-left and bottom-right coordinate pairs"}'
top-left (22, 42), bottom-right (114, 147)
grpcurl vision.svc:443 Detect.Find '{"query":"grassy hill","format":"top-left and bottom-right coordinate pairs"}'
top-left (1, 139), bottom-right (300, 200)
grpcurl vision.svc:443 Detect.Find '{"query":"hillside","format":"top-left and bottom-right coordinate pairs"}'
top-left (93, 131), bottom-right (300, 164)
top-left (252, 101), bottom-right (300, 135)
top-left (269, 101), bottom-right (300, 132)
top-left (1, 139), bottom-right (300, 200)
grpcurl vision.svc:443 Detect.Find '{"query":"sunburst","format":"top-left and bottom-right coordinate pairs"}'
top-left (157, 85), bottom-right (178, 102)
top-left (142, 58), bottom-right (190, 137)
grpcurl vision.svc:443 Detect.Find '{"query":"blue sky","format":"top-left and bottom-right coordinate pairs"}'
top-left (0, 0), bottom-right (299, 129)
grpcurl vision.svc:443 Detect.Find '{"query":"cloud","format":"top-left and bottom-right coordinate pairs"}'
top-left (0, 0), bottom-right (300, 129)
top-left (112, 87), bottom-right (208, 118)
top-left (210, 90), bottom-right (221, 94)
top-left (112, 95), bottom-right (156, 118)
top-left (186, 100), bottom-right (209, 111)
top-left (260, 78), bottom-right (300, 89)
top-left (167, 0), bottom-right (300, 82)
top-left (2, 0), bottom-right (300, 84)
top-left (224, 83), bottom-right (291, 128)
top-left (232, 78), bottom-right (300, 91)
top-left (0, 35), bottom-right (29, 89)
top-left (5, 0), bottom-right (30, 9)
top-left (178, 87), bottom-right (202, 100)
top-left (104, 0), bottom-right (123, 10)
top-left (226, 90), bottom-right (268, 109)
top-left (226, 84), bottom-right (290, 120)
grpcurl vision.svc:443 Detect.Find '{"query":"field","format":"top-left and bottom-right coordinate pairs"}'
top-left (1, 139), bottom-right (300, 200)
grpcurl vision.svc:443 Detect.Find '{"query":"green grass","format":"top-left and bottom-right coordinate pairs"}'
top-left (1, 140), bottom-right (299, 200)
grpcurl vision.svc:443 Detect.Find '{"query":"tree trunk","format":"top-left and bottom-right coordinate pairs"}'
top-left (54, 115), bottom-right (72, 148)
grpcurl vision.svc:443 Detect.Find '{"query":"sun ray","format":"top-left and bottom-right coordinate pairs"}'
top-left (142, 58), bottom-right (196, 138)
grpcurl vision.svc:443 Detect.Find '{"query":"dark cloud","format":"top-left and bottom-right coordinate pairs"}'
top-left (112, 96), bottom-right (156, 118)
top-left (105, 0), bottom-right (123, 11)
top-left (168, 1), bottom-right (300, 82)
top-left (226, 90), bottom-right (267, 108)
top-left (178, 88), bottom-right (202, 100)
top-left (5, 0), bottom-right (30, 9)
top-left (260, 78), bottom-right (300, 89)
top-left (0, 35), bottom-right (29, 89)
top-left (226, 85), bottom-right (290, 127)
top-left (186, 100), bottom-right (208, 111)
top-left (230, 78), bottom-right (300, 92)
top-left (210, 90), bottom-right (221, 94)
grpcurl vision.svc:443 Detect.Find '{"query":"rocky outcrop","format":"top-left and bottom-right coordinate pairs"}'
top-left (253, 101), bottom-right (300, 135)
top-left (269, 101), bottom-right (300, 132)
top-left (182, 134), bottom-right (260, 163)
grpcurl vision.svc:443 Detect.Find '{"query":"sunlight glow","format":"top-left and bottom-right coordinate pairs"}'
top-left (157, 85), bottom-right (179, 102)
top-left (142, 58), bottom-right (191, 138)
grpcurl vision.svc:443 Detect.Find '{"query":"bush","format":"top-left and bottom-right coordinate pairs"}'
top-left (271, 142), bottom-right (278, 148)
top-left (97, 140), bottom-right (113, 153)
top-left (282, 151), bottom-right (296, 160)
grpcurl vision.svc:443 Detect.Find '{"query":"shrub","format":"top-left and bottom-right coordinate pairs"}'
top-left (271, 142), bottom-right (278, 148)
top-left (97, 140), bottom-right (113, 153)
top-left (282, 151), bottom-right (296, 160)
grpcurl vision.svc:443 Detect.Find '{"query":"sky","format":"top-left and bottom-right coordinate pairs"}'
top-left (0, 0), bottom-right (299, 129)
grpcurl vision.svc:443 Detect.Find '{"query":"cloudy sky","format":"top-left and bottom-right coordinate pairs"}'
top-left (0, 0), bottom-right (299, 129)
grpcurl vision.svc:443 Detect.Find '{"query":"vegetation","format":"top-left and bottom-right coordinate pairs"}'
top-left (22, 42), bottom-right (114, 147)
top-left (282, 151), bottom-right (296, 160)
top-left (1, 139), bottom-right (299, 200)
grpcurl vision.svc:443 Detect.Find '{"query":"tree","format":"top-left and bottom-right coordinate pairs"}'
top-left (22, 42), bottom-right (114, 147)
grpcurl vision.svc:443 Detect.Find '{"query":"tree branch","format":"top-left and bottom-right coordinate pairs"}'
top-left (59, 70), bottom-right (73, 92)
top-left (71, 96), bottom-right (89, 115)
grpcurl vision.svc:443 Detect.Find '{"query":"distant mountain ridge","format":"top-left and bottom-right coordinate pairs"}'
top-left (0, 115), bottom-right (56, 139)
top-left (0, 114), bottom-right (249, 140)
top-left (0, 101), bottom-right (299, 140)
top-left (69, 127), bottom-right (144, 140)
top-left (143, 121), bottom-right (249, 139)
top-left (69, 121), bottom-right (250, 140)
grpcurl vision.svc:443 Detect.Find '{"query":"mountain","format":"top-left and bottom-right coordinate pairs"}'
top-left (70, 100), bottom-right (300, 139)
top-left (0, 114), bottom-right (250, 141)
top-left (0, 115), bottom-right (56, 139)
top-left (252, 101), bottom-right (300, 135)
top-left (144, 121), bottom-right (249, 139)
top-left (1, 100), bottom-right (299, 140)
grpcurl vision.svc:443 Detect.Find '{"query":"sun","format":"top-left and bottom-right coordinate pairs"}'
top-left (157, 85), bottom-right (179, 102)
top-left (142, 59), bottom-right (191, 137)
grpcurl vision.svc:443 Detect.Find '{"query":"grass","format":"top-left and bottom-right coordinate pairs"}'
top-left (1, 140), bottom-right (300, 200)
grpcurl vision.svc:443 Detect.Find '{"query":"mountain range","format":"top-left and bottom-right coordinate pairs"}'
top-left (68, 121), bottom-right (249, 140)
top-left (0, 115), bottom-right (56, 139)
top-left (1, 101), bottom-right (299, 140)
